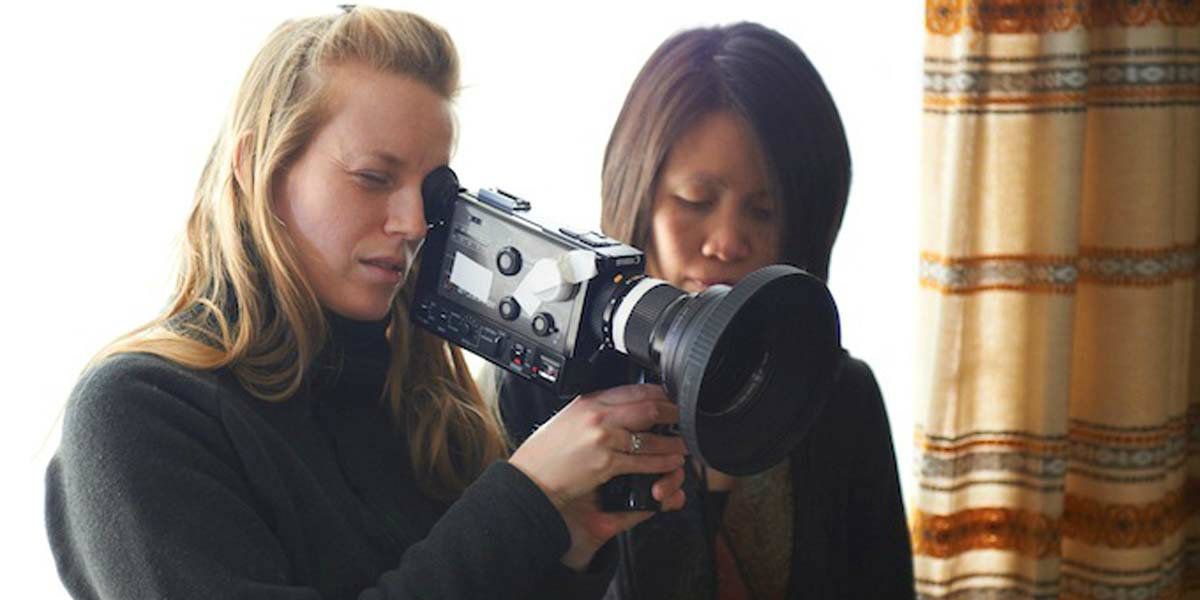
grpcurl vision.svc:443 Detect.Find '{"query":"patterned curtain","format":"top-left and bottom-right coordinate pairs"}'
top-left (913, 1), bottom-right (1200, 598)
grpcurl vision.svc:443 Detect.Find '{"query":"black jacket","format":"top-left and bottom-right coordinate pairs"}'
top-left (46, 316), bottom-right (612, 599)
top-left (497, 352), bottom-right (915, 599)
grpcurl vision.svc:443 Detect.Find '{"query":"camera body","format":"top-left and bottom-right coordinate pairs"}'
top-left (412, 184), bottom-right (642, 399)
top-left (414, 167), bottom-right (843, 507)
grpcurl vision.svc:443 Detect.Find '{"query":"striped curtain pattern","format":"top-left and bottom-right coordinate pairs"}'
top-left (914, 1), bottom-right (1200, 598)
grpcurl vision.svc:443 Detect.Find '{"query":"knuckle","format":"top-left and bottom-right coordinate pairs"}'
top-left (595, 452), bottom-right (615, 473)
top-left (592, 428), bottom-right (611, 447)
top-left (646, 403), bottom-right (660, 421)
top-left (581, 409), bottom-right (605, 428)
top-left (583, 427), bottom-right (606, 447)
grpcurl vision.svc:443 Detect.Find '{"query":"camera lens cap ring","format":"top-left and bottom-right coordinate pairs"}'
top-left (672, 265), bottom-right (841, 475)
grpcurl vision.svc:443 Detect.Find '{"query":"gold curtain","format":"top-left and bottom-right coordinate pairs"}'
top-left (914, 1), bottom-right (1200, 598)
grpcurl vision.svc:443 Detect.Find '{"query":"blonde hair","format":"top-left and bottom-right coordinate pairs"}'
top-left (98, 6), bottom-right (506, 499)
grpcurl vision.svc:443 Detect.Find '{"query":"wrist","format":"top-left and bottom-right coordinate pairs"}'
top-left (560, 541), bottom-right (599, 572)
top-left (506, 456), bottom-right (567, 510)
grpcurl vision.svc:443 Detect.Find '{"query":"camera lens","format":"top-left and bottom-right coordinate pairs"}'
top-left (697, 342), bottom-right (770, 417)
top-left (605, 265), bottom-right (840, 475)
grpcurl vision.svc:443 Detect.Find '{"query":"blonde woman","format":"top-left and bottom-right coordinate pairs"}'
top-left (44, 7), bottom-right (685, 599)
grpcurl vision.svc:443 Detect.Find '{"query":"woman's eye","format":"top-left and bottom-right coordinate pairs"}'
top-left (674, 194), bottom-right (712, 210)
top-left (353, 171), bottom-right (391, 188)
top-left (750, 206), bottom-right (774, 221)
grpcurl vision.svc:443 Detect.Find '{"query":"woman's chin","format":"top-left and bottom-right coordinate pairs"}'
top-left (323, 294), bottom-right (395, 323)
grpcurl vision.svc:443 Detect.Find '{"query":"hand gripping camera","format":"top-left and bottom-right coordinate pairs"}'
top-left (412, 166), bottom-right (843, 510)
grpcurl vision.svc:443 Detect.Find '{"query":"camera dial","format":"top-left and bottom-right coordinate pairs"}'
top-left (499, 296), bottom-right (521, 321)
top-left (497, 247), bottom-right (522, 276)
top-left (532, 313), bottom-right (556, 337)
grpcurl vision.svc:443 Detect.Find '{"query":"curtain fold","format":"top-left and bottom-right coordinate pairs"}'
top-left (914, 1), bottom-right (1200, 597)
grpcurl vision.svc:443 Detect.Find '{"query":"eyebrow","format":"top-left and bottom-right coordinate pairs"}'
top-left (678, 173), bottom-right (727, 190)
top-left (338, 147), bottom-right (405, 168)
top-left (674, 173), bottom-right (769, 202)
top-left (364, 150), bottom-right (405, 167)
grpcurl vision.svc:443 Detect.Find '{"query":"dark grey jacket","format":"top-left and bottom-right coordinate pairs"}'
top-left (46, 316), bottom-right (612, 599)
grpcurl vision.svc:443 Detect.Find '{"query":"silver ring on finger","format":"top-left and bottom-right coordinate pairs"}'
top-left (629, 432), bottom-right (644, 455)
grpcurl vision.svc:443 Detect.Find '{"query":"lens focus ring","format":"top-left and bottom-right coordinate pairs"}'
top-left (622, 284), bottom-right (686, 366)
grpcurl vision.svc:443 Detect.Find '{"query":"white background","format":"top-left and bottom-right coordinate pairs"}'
top-left (0, 1), bottom-right (923, 595)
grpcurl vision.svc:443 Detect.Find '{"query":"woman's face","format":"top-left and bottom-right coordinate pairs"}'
top-left (647, 110), bottom-right (782, 293)
top-left (274, 63), bottom-right (453, 321)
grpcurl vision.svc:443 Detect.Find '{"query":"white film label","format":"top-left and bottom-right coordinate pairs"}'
top-left (449, 251), bottom-right (494, 302)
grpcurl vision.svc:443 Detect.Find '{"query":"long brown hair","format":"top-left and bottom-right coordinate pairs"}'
top-left (601, 22), bottom-right (852, 281)
top-left (96, 6), bottom-right (505, 499)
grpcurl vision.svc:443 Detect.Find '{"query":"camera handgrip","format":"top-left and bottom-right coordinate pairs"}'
top-left (597, 423), bottom-right (675, 512)
top-left (599, 473), bottom-right (661, 512)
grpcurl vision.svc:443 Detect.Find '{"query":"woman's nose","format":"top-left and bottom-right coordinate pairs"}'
top-left (384, 187), bottom-right (427, 241)
top-left (700, 215), bottom-right (752, 262)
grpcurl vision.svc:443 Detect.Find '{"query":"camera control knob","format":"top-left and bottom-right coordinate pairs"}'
top-left (496, 247), bottom-right (522, 276)
top-left (499, 296), bottom-right (521, 321)
top-left (531, 313), bottom-right (556, 337)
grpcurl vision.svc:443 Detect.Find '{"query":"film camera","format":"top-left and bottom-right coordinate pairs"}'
top-left (412, 166), bottom-right (843, 510)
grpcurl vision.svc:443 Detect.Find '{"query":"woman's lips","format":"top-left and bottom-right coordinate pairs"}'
top-left (361, 258), bottom-right (405, 283)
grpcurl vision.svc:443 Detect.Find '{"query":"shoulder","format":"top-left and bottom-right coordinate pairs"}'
top-left (68, 352), bottom-right (228, 418)
top-left (811, 351), bottom-right (899, 473)
top-left (834, 353), bottom-right (883, 405)
top-left (75, 351), bottom-right (224, 392)
top-left (808, 352), bottom-right (891, 449)
top-left (61, 353), bottom-right (237, 464)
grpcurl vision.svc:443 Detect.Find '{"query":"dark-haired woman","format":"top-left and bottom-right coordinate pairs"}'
top-left (496, 22), bottom-right (914, 599)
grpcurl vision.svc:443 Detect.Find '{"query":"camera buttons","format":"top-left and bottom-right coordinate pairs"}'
top-left (477, 328), bottom-right (503, 357)
top-left (532, 313), bottom-right (556, 337)
top-left (499, 296), bottom-right (521, 321)
top-left (578, 231), bottom-right (618, 247)
top-left (559, 227), bottom-right (617, 248)
top-left (497, 246), bottom-right (522, 275)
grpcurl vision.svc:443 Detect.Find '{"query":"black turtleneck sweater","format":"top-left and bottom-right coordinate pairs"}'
top-left (45, 315), bottom-right (612, 599)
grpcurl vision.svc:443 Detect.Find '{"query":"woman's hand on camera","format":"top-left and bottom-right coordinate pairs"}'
top-left (507, 383), bottom-right (687, 570)
top-left (509, 384), bottom-right (684, 505)
top-left (556, 465), bottom-right (686, 570)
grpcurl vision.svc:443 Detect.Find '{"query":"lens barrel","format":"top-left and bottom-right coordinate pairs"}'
top-left (608, 265), bottom-right (841, 476)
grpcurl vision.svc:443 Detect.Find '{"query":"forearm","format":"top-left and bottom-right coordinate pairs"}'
top-left (362, 462), bottom-right (573, 599)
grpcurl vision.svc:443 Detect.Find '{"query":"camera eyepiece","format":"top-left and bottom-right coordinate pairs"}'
top-left (421, 165), bottom-right (461, 228)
